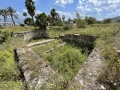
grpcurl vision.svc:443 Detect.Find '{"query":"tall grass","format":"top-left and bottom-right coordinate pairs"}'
top-left (33, 40), bottom-right (63, 55)
top-left (42, 45), bottom-right (87, 80)
top-left (0, 44), bottom-right (24, 90)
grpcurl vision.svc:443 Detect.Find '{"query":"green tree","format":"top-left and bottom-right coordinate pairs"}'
top-left (24, 17), bottom-right (33, 25)
top-left (7, 7), bottom-right (18, 25)
top-left (85, 16), bottom-right (96, 25)
top-left (25, 0), bottom-right (35, 24)
top-left (35, 13), bottom-right (48, 29)
top-left (50, 8), bottom-right (56, 25)
top-left (23, 12), bottom-right (27, 17)
top-left (47, 14), bottom-right (52, 23)
top-left (103, 18), bottom-right (111, 24)
top-left (75, 13), bottom-right (86, 28)
top-left (62, 15), bottom-right (65, 22)
top-left (0, 9), bottom-right (8, 22)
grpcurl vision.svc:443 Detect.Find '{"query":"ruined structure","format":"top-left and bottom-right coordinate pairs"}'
top-left (15, 33), bottom-right (110, 90)
top-left (14, 30), bottom-right (49, 41)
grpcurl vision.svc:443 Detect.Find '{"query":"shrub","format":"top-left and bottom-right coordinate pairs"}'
top-left (56, 21), bottom-right (63, 26)
top-left (20, 24), bottom-right (25, 27)
top-left (77, 19), bottom-right (86, 28)
top-left (43, 45), bottom-right (86, 80)
top-left (63, 24), bottom-right (73, 30)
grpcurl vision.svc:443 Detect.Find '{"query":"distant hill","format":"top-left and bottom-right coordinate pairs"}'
top-left (111, 16), bottom-right (120, 22)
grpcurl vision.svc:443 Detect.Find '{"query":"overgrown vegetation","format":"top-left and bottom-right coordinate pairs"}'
top-left (0, 42), bottom-right (25, 90)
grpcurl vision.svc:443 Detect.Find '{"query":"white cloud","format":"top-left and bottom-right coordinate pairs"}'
top-left (77, 0), bottom-right (120, 18)
top-left (55, 0), bottom-right (73, 7)
top-left (56, 11), bottom-right (76, 20)
top-left (22, 9), bottom-right (42, 15)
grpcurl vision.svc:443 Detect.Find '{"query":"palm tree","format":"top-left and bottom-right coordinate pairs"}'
top-left (50, 8), bottom-right (56, 24)
top-left (0, 9), bottom-right (8, 22)
top-left (25, 0), bottom-right (35, 24)
top-left (23, 12), bottom-right (27, 17)
top-left (7, 7), bottom-right (18, 25)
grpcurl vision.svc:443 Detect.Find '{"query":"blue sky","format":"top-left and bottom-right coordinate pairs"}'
top-left (0, 0), bottom-right (120, 22)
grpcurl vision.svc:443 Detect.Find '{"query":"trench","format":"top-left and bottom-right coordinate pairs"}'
top-left (14, 49), bottom-right (28, 90)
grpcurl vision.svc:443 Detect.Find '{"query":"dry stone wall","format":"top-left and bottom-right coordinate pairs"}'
top-left (59, 34), bottom-right (98, 45)
top-left (14, 30), bottom-right (49, 41)
top-left (15, 48), bottom-right (62, 90)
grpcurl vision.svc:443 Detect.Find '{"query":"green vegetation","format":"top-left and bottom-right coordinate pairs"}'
top-left (0, 7), bottom-right (18, 25)
top-left (7, 7), bottom-right (18, 25)
top-left (33, 40), bottom-right (63, 55)
top-left (25, 0), bottom-right (36, 24)
top-left (43, 45), bottom-right (87, 80)
top-left (0, 22), bottom-right (120, 89)
top-left (0, 43), bottom-right (25, 90)
top-left (24, 17), bottom-right (33, 25)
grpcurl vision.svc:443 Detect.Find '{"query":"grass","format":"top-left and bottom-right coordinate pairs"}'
top-left (33, 40), bottom-right (63, 55)
top-left (0, 43), bottom-right (25, 90)
top-left (34, 43), bottom-right (87, 80)
top-left (1, 25), bottom-right (37, 33)
top-left (33, 39), bottom-right (88, 80)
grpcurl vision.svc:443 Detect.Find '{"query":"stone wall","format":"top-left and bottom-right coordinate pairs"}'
top-left (14, 30), bottom-right (49, 41)
top-left (59, 34), bottom-right (98, 51)
top-left (59, 34), bottom-right (98, 44)
top-left (15, 48), bottom-right (62, 89)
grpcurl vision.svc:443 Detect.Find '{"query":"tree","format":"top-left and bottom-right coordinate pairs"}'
top-left (62, 15), bottom-right (65, 22)
top-left (25, 0), bottom-right (35, 24)
top-left (103, 18), bottom-right (111, 24)
top-left (7, 7), bottom-right (18, 25)
top-left (85, 16), bottom-right (96, 25)
top-left (47, 14), bottom-right (52, 23)
top-left (24, 17), bottom-right (33, 25)
top-left (68, 17), bottom-right (71, 23)
top-left (50, 8), bottom-right (56, 25)
top-left (0, 9), bottom-right (8, 22)
top-left (75, 13), bottom-right (86, 28)
top-left (35, 13), bottom-right (48, 29)
top-left (23, 12), bottom-right (27, 17)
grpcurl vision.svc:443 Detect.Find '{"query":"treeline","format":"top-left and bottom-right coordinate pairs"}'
top-left (0, 0), bottom-right (113, 27)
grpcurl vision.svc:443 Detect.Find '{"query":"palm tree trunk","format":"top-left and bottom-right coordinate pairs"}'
top-left (11, 15), bottom-right (15, 25)
top-left (32, 16), bottom-right (34, 26)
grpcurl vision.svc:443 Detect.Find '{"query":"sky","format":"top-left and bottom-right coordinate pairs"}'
top-left (0, 0), bottom-right (120, 23)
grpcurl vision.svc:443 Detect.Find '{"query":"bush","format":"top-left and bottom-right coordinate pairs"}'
top-left (20, 24), bottom-right (25, 27)
top-left (43, 45), bottom-right (86, 80)
top-left (77, 19), bottom-right (86, 28)
top-left (63, 24), bottom-right (73, 30)
top-left (63, 25), bottom-right (69, 30)
top-left (56, 21), bottom-right (63, 26)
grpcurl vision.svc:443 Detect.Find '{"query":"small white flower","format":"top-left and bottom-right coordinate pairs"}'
top-left (100, 85), bottom-right (106, 90)
top-left (114, 83), bottom-right (116, 85)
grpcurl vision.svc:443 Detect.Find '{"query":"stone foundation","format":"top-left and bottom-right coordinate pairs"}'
top-left (14, 30), bottom-right (49, 41)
